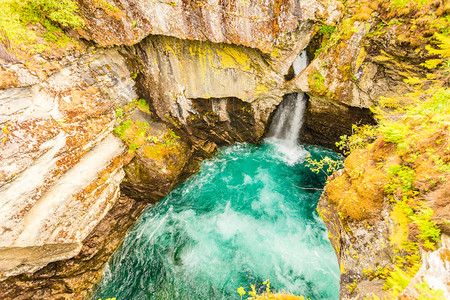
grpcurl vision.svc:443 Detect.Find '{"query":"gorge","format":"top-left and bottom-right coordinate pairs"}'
top-left (92, 51), bottom-right (342, 299)
top-left (0, 0), bottom-right (449, 299)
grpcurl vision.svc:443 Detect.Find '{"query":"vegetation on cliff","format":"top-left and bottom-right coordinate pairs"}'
top-left (0, 0), bottom-right (83, 55)
top-left (329, 50), bottom-right (447, 300)
top-left (237, 280), bottom-right (308, 300)
top-left (305, 0), bottom-right (450, 298)
top-left (331, 84), bottom-right (448, 297)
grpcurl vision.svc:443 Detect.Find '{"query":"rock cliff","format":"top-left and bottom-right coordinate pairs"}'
top-left (0, 0), bottom-right (348, 298)
top-left (314, 0), bottom-right (450, 298)
top-left (0, 0), bottom-right (448, 299)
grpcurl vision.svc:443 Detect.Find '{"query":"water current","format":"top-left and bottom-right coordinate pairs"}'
top-left (93, 49), bottom-right (340, 299)
top-left (92, 141), bottom-right (341, 300)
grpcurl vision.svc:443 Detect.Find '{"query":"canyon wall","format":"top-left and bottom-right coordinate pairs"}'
top-left (313, 0), bottom-right (450, 299)
top-left (0, 0), bottom-right (448, 299)
top-left (0, 0), bottom-right (348, 298)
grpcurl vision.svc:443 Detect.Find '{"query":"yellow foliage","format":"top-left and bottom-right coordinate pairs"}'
top-left (389, 201), bottom-right (412, 249)
top-left (427, 33), bottom-right (450, 58)
top-left (238, 280), bottom-right (307, 300)
top-left (421, 59), bottom-right (443, 69)
top-left (403, 76), bottom-right (424, 85)
top-left (326, 150), bottom-right (387, 221)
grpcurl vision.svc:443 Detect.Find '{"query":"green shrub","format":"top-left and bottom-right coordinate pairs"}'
top-left (336, 124), bottom-right (377, 155)
top-left (305, 155), bottom-right (343, 179)
top-left (319, 25), bottom-right (336, 35)
top-left (379, 121), bottom-right (408, 145)
top-left (385, 164), bottom-right (415, 198)
top-left (17, 0), bottom-right (84, 28)
top-left (0, 0), bottom-right (83, 53)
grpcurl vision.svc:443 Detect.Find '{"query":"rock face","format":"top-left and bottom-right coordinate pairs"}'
top-left (119, 111), bottom-right (192, 201)
top-left (0, 48), bottom-right (136, 276)
top-left (318, 178), bottom-right (393, 299)
top-left (0, 196), bottom-right (147, 300)
top-left (76, 0), bottom-right (343, 52)
top-left (126, 29), bottom-right (313, 142)
top-left (300, 95), bottom-right (375, 151)
top-left (0, 45), bottom-right (194, 298)
top-left (312, 1), bottom-right (450, 298)
top-left (0, 0), bottom-right (350, 297)
top-left (319, 158), bottom-right (450, 299)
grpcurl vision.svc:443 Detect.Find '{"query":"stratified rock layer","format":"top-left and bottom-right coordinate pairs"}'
top-left (0, 49), bottom-right (136, 275)
top-left (0, 196), bottom-right (147, 300)
top-left (76, 0), bottom-right (343, 52)
top-left (126, 29), bottom-right (315, 137)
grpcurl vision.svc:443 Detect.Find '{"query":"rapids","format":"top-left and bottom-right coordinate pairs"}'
top-left (92, 141), bottom-right (341, 300)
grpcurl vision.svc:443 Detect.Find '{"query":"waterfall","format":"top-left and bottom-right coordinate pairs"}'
top-left (268, 50), bottom-right (308, 147)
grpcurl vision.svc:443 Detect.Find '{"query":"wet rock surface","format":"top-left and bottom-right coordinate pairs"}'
top-left (125, 30), bottom-right (314, 139)
top-left (300, 95), bottom-right (376, 152)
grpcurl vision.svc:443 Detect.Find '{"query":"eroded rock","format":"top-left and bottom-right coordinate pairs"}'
top-left (300, 95), bottom-right (375, 151)
top-left (76, 0), bottom-right (343, 52)
top-left (0, 48), bottom-right (137, 276)
top-left (0, 196), bottom-right (148, 300)
top-left (126, 26), bottom-right (321, 145)
top-left (119, 110), bottom-right (192, 201)
top-left (318, 130), bottom-right (450, 299)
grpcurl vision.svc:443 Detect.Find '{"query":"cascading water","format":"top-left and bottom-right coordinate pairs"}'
top-left (92, 50), bottom-right (340, 300)
top-left (266, 50), bottom-right (310, 165)
top-left (268, 50), bottom-right (308, 147)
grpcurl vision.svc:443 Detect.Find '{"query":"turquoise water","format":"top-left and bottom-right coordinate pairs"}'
top-left (93, 141), bottom-right (341, 300)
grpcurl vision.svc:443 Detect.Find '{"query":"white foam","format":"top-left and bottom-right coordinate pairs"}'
top-left (265, 138), bottom-right (310, 166)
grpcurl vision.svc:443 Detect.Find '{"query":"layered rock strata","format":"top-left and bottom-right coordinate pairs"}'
top-left (0, 49), bottom-right (136, 274)
top-left (0, 0), bottom-right (349, 297)
top-left (76, 0), bottom-right (343, 52)
top-left (4, 0), bottom-right (432, 298)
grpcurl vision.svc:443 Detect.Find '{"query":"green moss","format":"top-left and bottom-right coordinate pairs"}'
top-left (414, 281), bottom-right (446, 300)
top-left (136, 99), bottom-right (151, 114)
top-left (141, 129), bottom-right (182, 162)
top-left (319, 24), bottom-right (336, 35)
top-left (92, 0), bottom-right (121, 13)
top-left (115, 108), bottom-right (123, 118)
top-left (121, 99), bottom-right (152, 115)
top-left (308, 69), bottom-right (326, 94)
top-left (19, 0), bottom-right (84, 27)
top-left (0, 0), bottom-right (83, 54)
top-left (113, 119), bottom-right (150, 152)
top-left (390, 0), bottom-right (428, 9)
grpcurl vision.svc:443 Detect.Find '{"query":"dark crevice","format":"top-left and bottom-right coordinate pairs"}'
top-left (300, 99), bottom-right (377, 153)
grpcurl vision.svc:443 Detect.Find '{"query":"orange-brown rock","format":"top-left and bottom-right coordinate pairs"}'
top-left (76, 0), bottom-right (343, 52)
